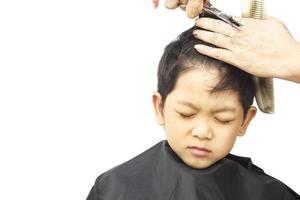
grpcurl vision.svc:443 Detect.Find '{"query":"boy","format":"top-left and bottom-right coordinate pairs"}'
top-left (86, 26), bottom-right (300, 199)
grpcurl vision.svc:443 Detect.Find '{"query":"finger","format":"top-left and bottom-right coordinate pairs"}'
top-left (193, 30), bottom-right (232, 49)
top-left (194, 44), bottom-right (235, 65)
top-left (179, 0), bottom-right (188, 10)
top-left (204, 0), bottom-right (210, 7)
top-left (186, 0), bottom-right (204, 18)
top-left (179, 5), bottom-right (186, 11)
top-left (231, 16), bottom-right (245, 26)
top-left (165, 0), bottom-right (179, 9)
top-left (195, 17), bottom-right (238, 37)
top-left (179, 0), bottom-right (188, 4)
top-left (152, 0), bottom-right (159, 8)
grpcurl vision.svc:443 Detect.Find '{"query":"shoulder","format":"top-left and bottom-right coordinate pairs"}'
top-left (105, 140), bottom-right (163, 179)
top-left (225, 154), bottom-right (300, 199)
top-left (87, 141), bottom-right (164, 199)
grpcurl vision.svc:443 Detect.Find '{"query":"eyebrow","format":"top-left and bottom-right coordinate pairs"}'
top-left (176, 100), bottom-right (236, 113)
top-left (176, 100), bottom-right (200, 111)
top-left (211, 107), bottom-right (236, 113)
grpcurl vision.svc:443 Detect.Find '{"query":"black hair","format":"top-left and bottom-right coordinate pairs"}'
top-left (157, 26), bottom-right (255, 115)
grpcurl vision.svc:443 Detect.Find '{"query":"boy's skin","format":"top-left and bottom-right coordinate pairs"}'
top-left (86, 48), bottom-right (300, 200)
top-left (152, 65), bottom-right (257, 169)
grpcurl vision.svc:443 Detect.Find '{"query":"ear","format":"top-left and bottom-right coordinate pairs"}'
top-left (238, 106), bottom-right (257, 136)
top-left (152, 92), bottom-right (165, 125)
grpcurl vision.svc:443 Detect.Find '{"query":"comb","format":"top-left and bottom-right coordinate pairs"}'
top-left (241, 0), bottom-right (274, 113)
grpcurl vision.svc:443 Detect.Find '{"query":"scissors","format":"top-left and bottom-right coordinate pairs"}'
top-left (201, 2), bottom-right (242, 28)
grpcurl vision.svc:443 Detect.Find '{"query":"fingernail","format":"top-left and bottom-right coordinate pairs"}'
top-left (179, 5), bottom-right (186, 9)
top-left (195, 21), bottom-right (202, 28)
top-left (194, 44), bottom-right (205, 51)
top-left (193, 29), bottom-right (200, 35)
top-left (195, 18), bottom-right (206, 26)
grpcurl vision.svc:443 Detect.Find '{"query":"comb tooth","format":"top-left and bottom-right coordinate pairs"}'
top-left (242, 0), bottom-right (266, 19)
top-left (249, 0), bottom-right (265, 19)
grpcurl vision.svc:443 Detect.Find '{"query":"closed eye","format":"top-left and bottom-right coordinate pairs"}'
top-left (214, 117), bottom-right (234, 124)
top-left (177, 112), bottom-right (196, 118)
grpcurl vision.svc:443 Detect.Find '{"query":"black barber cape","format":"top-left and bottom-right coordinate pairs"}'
top-left (87, 141), bottom-right (299, 200)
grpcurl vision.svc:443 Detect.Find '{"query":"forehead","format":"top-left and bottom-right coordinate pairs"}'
top-left (175, 67), bottom-right (222, 92)
top-left (169, 68), bottom-right (241, 109)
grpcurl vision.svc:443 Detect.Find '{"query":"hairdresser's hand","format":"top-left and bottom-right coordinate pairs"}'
top-left (152, 0), bottom-right (208, 18)
top-left (193, 16), bottom-right (300, 83)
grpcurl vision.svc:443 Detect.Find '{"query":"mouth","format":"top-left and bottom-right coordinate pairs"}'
top-left (188, 146), bottom-right (212, 157)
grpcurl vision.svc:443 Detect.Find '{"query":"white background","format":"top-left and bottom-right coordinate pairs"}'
top-left (0, 0), bottom-right (299, 199)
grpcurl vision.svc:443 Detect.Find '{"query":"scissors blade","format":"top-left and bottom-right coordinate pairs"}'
top-left (201, 3), bottom-right (242, 28)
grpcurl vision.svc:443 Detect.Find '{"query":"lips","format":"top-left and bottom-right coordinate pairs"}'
top-left (188, 146), bottom-right (211, 157)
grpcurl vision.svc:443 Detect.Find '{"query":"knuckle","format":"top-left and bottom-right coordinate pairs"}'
top-left (273, 18), bottom-right (283, 25)
top-left (226, 31), bottom-right (235, 38)
top-left (214, 49), bottom-right (223, 59)
top-left (220, 22), bottom-right (228, 30)
top-left (229, 37), bottom-right (235, 45)
top-left (210, 33), bottom-right (220, 44)
top-left (209, 20), bottom-right (218, 30)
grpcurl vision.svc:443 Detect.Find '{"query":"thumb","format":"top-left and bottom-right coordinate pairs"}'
top-left (152, 0), bottom-right (159, 8)
top-left (186, 0), bottom-right (204, 18)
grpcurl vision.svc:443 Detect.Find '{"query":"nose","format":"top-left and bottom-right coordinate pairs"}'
top-left (191, 121), bottom-right (212, 140)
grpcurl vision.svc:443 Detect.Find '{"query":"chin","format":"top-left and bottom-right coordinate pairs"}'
top-left (183, 157), bottom-right (214, 169)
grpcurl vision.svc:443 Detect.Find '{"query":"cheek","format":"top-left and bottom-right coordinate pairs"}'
top-left (163, 111), bottom-right (191, 137)
top-left (214, 124), bottom-right (240, 139)
top-left (212, 124), bottom-right (241, 151)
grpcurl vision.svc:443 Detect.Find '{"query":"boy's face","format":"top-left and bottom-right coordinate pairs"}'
top-left (153, 67), bottom-right (256, 169)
